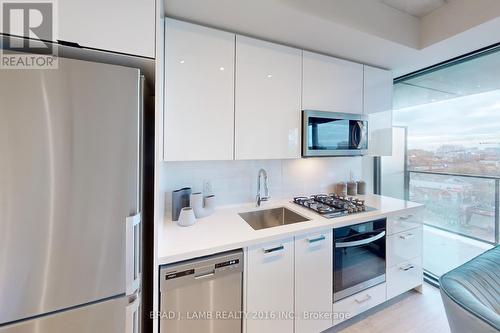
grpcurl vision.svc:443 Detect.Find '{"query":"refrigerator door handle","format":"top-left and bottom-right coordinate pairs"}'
top-left (126, 293), bottom-right (141, 333)
top-left (126, 213), bottom-right (142, 295)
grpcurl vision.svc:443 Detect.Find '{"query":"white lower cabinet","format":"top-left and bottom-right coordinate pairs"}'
top-left (386, 209), bottom-right (424, 300)
top-left (387, 256), bottom-right (423, 299)
top-left (294, 231), bottom-right (333, 333)
top-left (245, 209), bottom-right (424, 332)
top-left (387, 210), bottom-right (423, 235)
top-left (387, 226), bottom-right (423, 267)
top-left (246, 238), bottom-right (294, 333)
top-left (332, 283), bottom-right (386, 326)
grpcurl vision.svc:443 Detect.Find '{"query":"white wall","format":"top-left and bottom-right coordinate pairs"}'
top-left (161, 157), bottom-right (374, 216)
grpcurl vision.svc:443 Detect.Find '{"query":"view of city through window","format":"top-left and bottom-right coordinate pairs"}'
top-left (395, 90), bottom-right (500, 244)
top-left (399, 89), bottom-right (500, 176)
top-left (385, 48), bottom-right (500, 279)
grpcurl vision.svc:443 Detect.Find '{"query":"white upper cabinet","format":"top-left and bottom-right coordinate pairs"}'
top-left (58, 0), bottom-right (155, 57)
top-left (0, 0), bottom-right (155, 57)
top-left (235, 36), bottom-right (302, 160)
top-left (163, 19), bottom-right (235, 161)
top-left (160, 19), bottom-right (393, 160)
top-left (363, 65), bottom-right (393, 156)
top-left (302, 51), bottom-right (363, 114)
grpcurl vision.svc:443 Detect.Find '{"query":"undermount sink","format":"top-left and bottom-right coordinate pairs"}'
top-left (239, 207), bottom-right (310, 230)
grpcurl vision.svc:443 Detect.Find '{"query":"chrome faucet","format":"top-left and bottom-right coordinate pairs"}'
top-left (256, 168), bottom-right (270, 206)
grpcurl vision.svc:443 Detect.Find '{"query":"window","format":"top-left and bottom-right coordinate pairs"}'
top-left (381, 46), bottom-right (500, 280)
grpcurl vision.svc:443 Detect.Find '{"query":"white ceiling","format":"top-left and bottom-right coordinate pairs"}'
top-left (381, 0), bottom-right (446, 18)
top-left (164, 0), bottom-right (500, 77)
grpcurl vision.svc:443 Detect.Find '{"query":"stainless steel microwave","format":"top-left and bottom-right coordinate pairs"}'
top-left (302, 110), bottom-right (368, 157)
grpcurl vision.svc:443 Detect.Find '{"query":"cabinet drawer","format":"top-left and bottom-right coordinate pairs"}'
top-left (387, 210), bottom-right (423, 235)
top-left (387, 256), bottom-right (423, 299)
top-left (246, 238), bottom-right (294, 333)
top-left (387, 227), bottom-right (422, 267)
top-left (332, 283), bottom-right (386, 326)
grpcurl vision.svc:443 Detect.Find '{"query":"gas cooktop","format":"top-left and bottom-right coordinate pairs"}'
top-left (293, 194), bottom-right (375, 218)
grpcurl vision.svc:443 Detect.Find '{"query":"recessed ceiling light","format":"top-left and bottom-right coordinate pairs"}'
top-left (267, 74), bottom-right (273, 78)
top-left (179, 60), bottom-right (185, 64)
top-left (219, 67), bottom-right (225, 71)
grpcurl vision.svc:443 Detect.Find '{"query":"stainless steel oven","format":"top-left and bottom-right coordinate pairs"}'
top-left (302, 110), bottom-right (368, 157)
top-left (333, 219), bottom-right (386, 302)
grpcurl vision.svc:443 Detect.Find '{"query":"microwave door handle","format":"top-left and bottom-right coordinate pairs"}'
top-left (353, 121), bottom-right (364, 149)
top-left (351, 122), bottom-right (359, 148)
top-left (358, 121), bottom-right (366, 149)
top-left (311, 122), bottom-right (319, 148)
top-left (335, 231), bottom-right (386, 248)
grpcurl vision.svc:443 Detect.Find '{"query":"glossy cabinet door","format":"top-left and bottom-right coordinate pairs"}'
top-left (387, 256), bottom-right (423, 299)
top-left (302, 51), bottom-right (363, 114)
top-left (246, 238), bottom-right (294, 333)
top-left (387, 227), bottom-right (423, 267)
top-left (294, 231), bottom-right (333, 333)
top-left (364, 65), bottom-right (393, 156)
top-left (58, 0), bottom-right (155, 57)
top-left (387, 210), bottom-right (423, 235)
top-left (235, 36), bottom-right (302, 159)
top-left (164, 19), bottom-right (235, 161)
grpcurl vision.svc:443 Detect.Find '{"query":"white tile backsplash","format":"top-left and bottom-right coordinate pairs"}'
top-left (161, 157), bottom-right (374, 214)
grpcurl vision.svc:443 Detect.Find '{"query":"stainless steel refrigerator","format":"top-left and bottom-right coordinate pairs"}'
top-left (0, 57), bottom-right (143, 333)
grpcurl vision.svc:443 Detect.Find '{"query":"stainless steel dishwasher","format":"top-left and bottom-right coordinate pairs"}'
top-left (159, 250), bottom-right (243, 333)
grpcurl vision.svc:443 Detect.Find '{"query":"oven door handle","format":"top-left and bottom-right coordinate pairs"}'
top-left (335, 231), bottom-right (385, 248)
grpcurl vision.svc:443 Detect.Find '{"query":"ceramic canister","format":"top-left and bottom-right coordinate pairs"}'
top-left (177, 207), bottom-right (196, 227)
top-left (190, 192), bottom-right (215, 218)
top-left (172, 187), bottom-right (192, 221)
top-left (336, 182), bottom-right (347, 196)
top-left (357, 180), bottom-right (367, 195)
top-left (347, 181), bottom-right (357, 196)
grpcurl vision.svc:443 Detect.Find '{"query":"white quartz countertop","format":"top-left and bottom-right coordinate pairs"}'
top-left (157, 194), bottom-right (423, 265)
